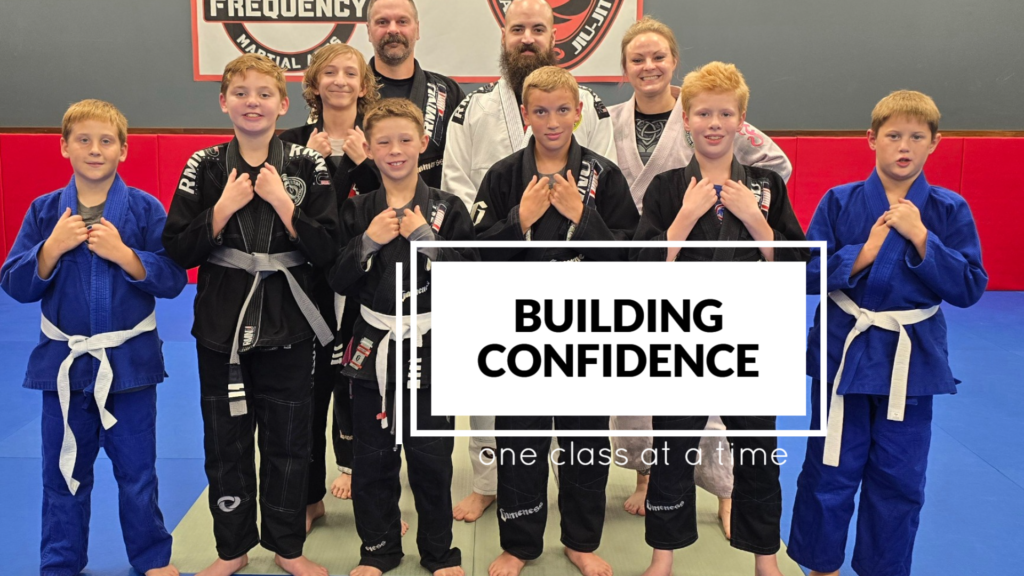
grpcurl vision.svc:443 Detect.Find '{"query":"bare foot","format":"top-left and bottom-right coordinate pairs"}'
top-left (331, 472), bottom-right (353, 499)
top-left (564, 548), bottom-right (612, 576)
top-left (306, 500), bottom-right (326, 533)
top-left (275, 554), bottom-right (329, 576)
top-left (145, 566), bottom-right (181, 576)
top-left (488, 551), bottom-right (526, 576)
top-left (639, 549), bottom-right (672, 576)
top-left (402, 519), bottom-right (410, 535)
top-left (624, 472), bottom-right (649, 516)
top-left (718, 497), bottom-right (732, 540)
top-left (196, 555), bottom-right (248, 576)
top-left (754, 553), bottom-right (785, 576)
top-left (350, 565), bottom-right (384, 576)
top-left (453, 491), bottom-right (496, 522)
top-left (434, 566), bottom-right (466, 576)
top-left (809, 572), bottom-right (840, 576)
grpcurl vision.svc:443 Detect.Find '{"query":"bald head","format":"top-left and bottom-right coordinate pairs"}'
top-left (505, 0), bottom-right (554, 28)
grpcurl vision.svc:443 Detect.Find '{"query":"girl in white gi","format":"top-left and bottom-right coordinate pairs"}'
top-left (607, 16), bottom-right (793, 536)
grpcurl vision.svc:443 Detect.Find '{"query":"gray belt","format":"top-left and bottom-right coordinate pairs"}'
top-left (209, 247), bottom-right (333, 416)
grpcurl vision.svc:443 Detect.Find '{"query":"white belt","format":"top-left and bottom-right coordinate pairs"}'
top-left (360, 305), bottom-right (431, 429)
top-left (823, 291), bottom-right (937, 467)
top-left (41, 311), bottom-right (157, 494)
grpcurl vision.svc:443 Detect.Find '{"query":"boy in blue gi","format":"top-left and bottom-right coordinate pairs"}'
top-left (787, 90), bottom-right (988, 576)
top-left (0, 99), bottom-right (186, 576)
top-left (162, 54), bottom-right (338, 576)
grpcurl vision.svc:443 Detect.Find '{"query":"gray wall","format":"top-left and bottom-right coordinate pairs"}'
top-left (2, 0), bottom-right (1022, 130)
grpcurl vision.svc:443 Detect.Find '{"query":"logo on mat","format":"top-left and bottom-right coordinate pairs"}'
top-left (488, 0), bottom-right (624, 69)
top-left (217, 496), bottom-right (242, 512)
top-left (201, 0), bottom-right (368, 72)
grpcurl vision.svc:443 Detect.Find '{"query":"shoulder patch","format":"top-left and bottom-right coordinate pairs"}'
top-left (580, 85), bottom-right (610, 119)
top-left (177, 146), bottom-right (221, 195)
top-left (452, 82), bottom-right (497, 126)
top-left (290, 144), bottom-right (332, 187)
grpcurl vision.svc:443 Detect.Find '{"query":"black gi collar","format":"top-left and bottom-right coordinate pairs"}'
top-left (370, 56), bottom-right (427, 107)
top-left (372, 176), bottom-right (432, 217)
top-left (520, 135), bottom-right (583, 187)
top-left (683, 155), bottom-right (751, 261)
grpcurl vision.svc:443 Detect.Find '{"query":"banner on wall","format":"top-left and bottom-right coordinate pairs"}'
top-left (192, 0), bottom-right (642, 83)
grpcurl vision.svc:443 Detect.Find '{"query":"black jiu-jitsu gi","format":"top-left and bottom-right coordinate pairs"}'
top-left (162, 136), bottom-right (338, 560)
top-left (631, 156), bottom-right (807, 555)
top-left (787, 170), bottom-right (987, 575)
top-left (371, 57), bottom-right (465, 189)
top-left (473, 136), bottom-right (639, 560)
top-left (328, 177), bottom-right (476, 573)
top-left (280, 119), bottom-right (380, 504)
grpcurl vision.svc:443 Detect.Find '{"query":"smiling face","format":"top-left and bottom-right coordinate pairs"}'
top-left (869, 115), bottom-right (940, 186)
top-left (315, 53), bottom-right (368, 113)
top-left (521, 87), bottom-right (582, 156)
top-left (219, 70), bottom-right (289, 137)
top-left (683, 91), bottom-right (745, 162)
top-left (366, 117), bottom-right (429, 183)
top-left (61, 119), bottom-right (128, 189)
top-left (367, 0), bottom-right (420, 67)
top-left (624, 32), bottom-right (677, 98)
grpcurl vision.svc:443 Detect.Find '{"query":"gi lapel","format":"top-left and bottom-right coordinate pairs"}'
top-left (498, 79), bottom-right (527, 153)
top-left (59, 178), bottom-right (93, 303)
top-left (712, 159), bottom-right (751, 262)
top-left (89, 174), bottom-right (130, 335)
top-left (625, 90), bottom-right (685, 212)
top-left (225, 136), bottom-right (285, 253)
top-left (859, 170), bottom-right (931, 310)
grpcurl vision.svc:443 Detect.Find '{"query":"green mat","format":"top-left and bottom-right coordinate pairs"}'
top-left (171, 418), bottom-right (805, 575)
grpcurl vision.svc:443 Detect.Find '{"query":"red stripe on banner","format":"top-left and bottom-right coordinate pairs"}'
top-left (0, 135), bottom-right (74, 259)
top-left (0, 137), bottom-right (5, 260)
top-left (772, 136), bottom-right (798, 207)
top-left (960, 138), bottom-right (1024, 290)
top-left (793, 137), bottom-right (875, 229)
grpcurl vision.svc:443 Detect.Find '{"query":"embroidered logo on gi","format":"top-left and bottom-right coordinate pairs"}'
top-left (470, 202), bottom-right (489, 226)
top-left (350, 337), bottom-right (374, 371)
top-left (499, 502), bottom-right (544, 522)
top-left (431, 203), bottom-right (448, 232)
top-left (489, 1), bottom-right (626, 71)
top-left (646, 499), bottom-right (685, 512)
top-left (452, 84), bottom-right (496, 126)
top-left (178, 147), bottom-right (218, 194)
top-left (575, 159), bottom-right (601, 205)
top-left (283, 175), bottom-right (307, 205)
top-left (409, 356), bottom-right (423, 388)
top-left (217, 496), bottom-right (242, 513)
top-left (197, 0), bottom-right (366, 75)
top-left (365, 540), bottom-right (386, 552)
top-left (242, 326), bottom-right (256, 347)
top-left (424, 82), bottom-right (448, 144)
top-left (748, 178), bottom-right (772, 217)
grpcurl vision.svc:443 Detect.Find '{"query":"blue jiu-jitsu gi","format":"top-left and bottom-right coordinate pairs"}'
top-left (787, 170), bottom-right (987, 576)
top-left (0, 175), bottom-right (187, 576)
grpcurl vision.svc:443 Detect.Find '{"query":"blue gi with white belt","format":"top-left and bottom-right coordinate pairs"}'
top-left (0, 175), bottom-right (187, 576)
top-left (788, 170), bottom-right (987, 576)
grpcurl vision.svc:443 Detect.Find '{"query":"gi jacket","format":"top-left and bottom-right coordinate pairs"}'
top-left (473, 136), bottom-right (639, 263)
top-left (162, 137), bottom-right (339, 353)
top-left (632, 156), bottom-right (807, 263)
top-left (1, 175), bottom-right (187, 392)
top-left (442, 78), bottom-right (616, 210)
top-left (329, 179), bottom-right (477, 387)
top-left (806, 170), bottom-right (988, 396)
top-left (371, 57), bottom-right (466, 189)
top-left (609, 89), bottom-right (792, 213)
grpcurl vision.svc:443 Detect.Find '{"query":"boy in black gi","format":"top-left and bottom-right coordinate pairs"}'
top-left (330, 98), bottom-right (475, 576)
top-left (162, 53), bottom-right (338, 576)
top-left (473, 66), bottom-right (639, 576)
top-left (631, 62), bottom-right (807, 576)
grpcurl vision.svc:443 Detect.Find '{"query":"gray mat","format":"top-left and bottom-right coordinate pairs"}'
top-left (171, 417), bottom-right (805, 575)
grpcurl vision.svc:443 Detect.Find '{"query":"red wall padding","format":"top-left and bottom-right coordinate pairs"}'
top-left (960, 138), bottom-right (1024, 291)
top-left (0, 134), bottom-right (1020, 289)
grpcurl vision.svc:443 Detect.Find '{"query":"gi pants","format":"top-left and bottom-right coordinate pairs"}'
top-left (307, 337), bottom-right (354, 505)
top-left (41, 385), bottom-right (172, 576)
top-left (787, 380), bottom-right (932, 576)
top-left (351, 380), bottom-right (461, 573)
top-left (197, 341), bottom-right (314, 560)
top-left (495, 416), bottom-right (610, 560)
top-left (646, 415), bottom-right (781, 555)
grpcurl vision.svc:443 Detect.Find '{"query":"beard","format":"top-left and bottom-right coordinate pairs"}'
top-left (499, 43), bottom-right (558, 101)
top-left (376, 32), bottom-right (411, 67)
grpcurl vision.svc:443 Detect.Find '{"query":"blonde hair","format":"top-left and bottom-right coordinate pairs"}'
top-left (681, 61), bottom-right (750, 116)
top-left (620, 15), bottom-right (679, 74)
top-left (363, 98), bottom-right (425, 138)
top-left (302, 44), bottom-right (380, 121)
top-left (220, 53), bottom-right (288, 98)
top-left (62, 99), bottom-right (128, 145)
top-left (871, 90), bottom-right (941, 138)
top-left (522, 66), bottom-right (580, 108)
